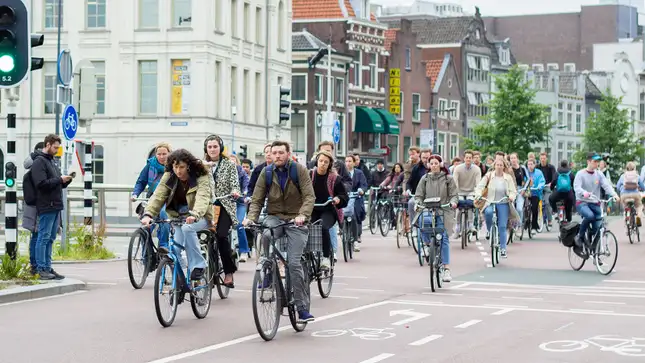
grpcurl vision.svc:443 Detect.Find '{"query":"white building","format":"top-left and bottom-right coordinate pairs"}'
top-left (0, 0), bottom-right (292, 188)
top-left (374, 0), bottom-right (467, 21)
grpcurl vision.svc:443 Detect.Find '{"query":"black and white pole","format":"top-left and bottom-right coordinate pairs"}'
top-left (3, 88), bottom-right (19, 259)
top-left (83, 142), bottom-right (93, 228)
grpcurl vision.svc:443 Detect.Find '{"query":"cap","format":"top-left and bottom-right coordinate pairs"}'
top-left (586, 152), bottom-right (602, 161)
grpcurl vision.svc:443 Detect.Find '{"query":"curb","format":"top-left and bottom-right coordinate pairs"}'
top-left (53, 258), bottom-right (123, 264)
top-left (0, 278), bottom-right (86, 304)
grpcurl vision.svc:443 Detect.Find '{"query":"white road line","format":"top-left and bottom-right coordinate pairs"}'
top-left (605, 279), bottom-right (645, 284)
top-left (359, 353), bottom-right (395, 363)
top-left (455, 319), bottom-right (482, 329)
top-left (422, 292), bottom-right (463, 296)
top-left (583, 301), bottom-right (626, 305)
top-left (569, 308), bottom-right (615, 314)
top-left (233, 289), bottom-right (251, 293)
top-left (86, 282), bottom-right (118, 286)
top-left (486, 263), bottom-right (493, 268)
top-left (332, 295), bottom-right (360, 299)
top-left (479, 252), bottom-right (487, 256)
top-left (334, 282), bottom-right (349, 286)
top-left (449, 282), bottom-right (471, 289)
top-left (409, 334), bottom-right (443, 346)
top-left (502, 296), bottom-right (544, 301)
top-left (345, 288), bottom-right (386, 293)
top-left (0, 291), bottom-right (87, 308)
top-left (484, 304), bottom-right (528, 309)
top-left (554, 322), bottom-right (574, 332)
top-left (477, 246), bottom-right (485, 251)
top-left (54, 267), bottom-right (96, 270)
top-left (491, 308), bottom-right (514, 316)
top-left (334, 276), bottom-right (368, 279)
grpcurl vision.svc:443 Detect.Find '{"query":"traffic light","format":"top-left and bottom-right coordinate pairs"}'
top-left (0, 0), bottom-right (29, 88)
top-left (278, 86), bottom-right (290, 124)
top-left (4, 161), bottom-right (16, 187)
top-left (308, 48), bottom-right (329, 69)
top-left (30, 33), bottom-right (44, 71)
top-left (239, 145), bottom-right (248, 159)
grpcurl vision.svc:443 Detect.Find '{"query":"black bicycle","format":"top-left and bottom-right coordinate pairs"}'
top-left (623, 198), bottom-right (640, 244)
top-left (339, 192), bottom-right (360, 262)
top-left (414, 197), bottom-right (451, 292)
top-left (128, 200), bottom-right (160, 289)
top-left (457, 194), bottom-right (477, 250)
top-left (368, 187), bottom-right (383, 235)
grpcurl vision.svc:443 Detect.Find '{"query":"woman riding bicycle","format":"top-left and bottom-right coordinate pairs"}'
top-left (475, 158), bottom-right (518, 259)
top-left (203, 134), bottom-right (241, 288)
top-left (414, 154), bottom-right (457, 282)
top-left (310, 151), bottom-right (348, 270)
top-left (616, 161), bottom-right (645, 226)
top-left (140, 149), bottom-right (210, 281)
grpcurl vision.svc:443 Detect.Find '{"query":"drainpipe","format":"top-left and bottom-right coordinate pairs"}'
top-left (264, 0), bottom-right (270, 141)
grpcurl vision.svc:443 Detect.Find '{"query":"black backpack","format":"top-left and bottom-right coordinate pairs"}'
top-left (23, 169), bottom-right (37, 206)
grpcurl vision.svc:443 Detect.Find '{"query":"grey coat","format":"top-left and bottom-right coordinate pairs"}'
top-left (22, 155), bottom-right (38, 232)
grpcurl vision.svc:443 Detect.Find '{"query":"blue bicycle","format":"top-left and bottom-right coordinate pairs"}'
top-left (153, 218), bottom-right (212, 328)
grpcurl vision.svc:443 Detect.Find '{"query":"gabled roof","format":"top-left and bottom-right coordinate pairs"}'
top-left (425, 59), bottom-right (443, 89)
top-left (292, 29), bottom-right (329, 50)
top-left (543, 72), bottom-right (603, 98)
top-left (384, 28), bottom-right (398, 51)
top-left (293, 0), bottom-right (355, 20)
top-left (414, 17), bottom-right (477, 44)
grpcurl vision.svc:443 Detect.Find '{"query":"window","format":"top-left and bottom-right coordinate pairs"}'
top-left (230, 66), bottom-right (238, 110)
top-left (547, 63), bottom-right (559, 71)
top-left (214, 0), bottom-right (223, 31)
top-left (387, 135), bottom-right (399, 163)
top-left (214, 61), bottom-right (221, 117)
top-left (499, 48), bottom-right (510, 66)
top-left (243, 69), bottom-right (249, 121)
top-left (45, 0), bottom-right (63, 29)
top-left (172, 0), bottom-right (191, 27)
top-left (369, 53), bottom-right (377, 89)
top-left (277, 0), bottom-right (285, 49)
top-left (399, 92), bottom-right (404, 118)
top-left (244, 2), bottom-right (251, 41)
top-left (138, 61), bottom-right (157, 114)
top-left (403, 137), bottom-right (411, 156)
top-left (416, 137), bottom-right (420, 147)
top-left (93, 145), bottom-right (104, 183)
top-left (91, 61), bottom-right (105, 114)
top-left (438, 98), bottom-right (448, 118)
top-left (405, 47), bottom-right (411, 70)
top-left (139, 0), bottom-right (159, 28)
top-left (412, 93), bottom-right (421, 121)
top-left (352, 51), bottom-right (360, 86)
top-left (291, 75), bottom-right (306, 101)
top-left (467, 92), bottom-right (488, 117)
top-left (231, 0), bottom-right (238, 37)
top-left (564, 63), bottom-right (576, 72)
top-left (437, 133), bottom-right (446, 159)
top-left (640, 92), bottom-right (645, 121)
top-left (291, 112), bottom-right (305, 152)
top-left (558, 101), bottom-right (564, 123)
top-left (255, 7), bottom-right (262, 44)
top-left (335, 78), bottom-right (344, 105)
top-left (450, 134), bottom-right (458, 160)
top-left (532, 64), bottom-right (544, 72)
top-left (255, 72), bottom-right (261, 122)
top-left (466, 54), bottom-right (490, 82)
top-left (450, 100), bottom-right (459, 119)
top-left (314, 75), bottom-right (323, 102)
top-left (575, 103), bottom-right (582, 133)
top-left (566, 103), bottom-right (573, 131)
top-left (44, 62), bottom-right (57, 115)
top-left (557, 141), bottom-right (564, 163)
top-left (86, 0), bottom-right (106, 28)
top-left (566, 141), bottom-right (574, 162)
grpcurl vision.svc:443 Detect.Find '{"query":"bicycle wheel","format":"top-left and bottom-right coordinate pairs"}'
top-left (191, 244), bottom-right (213, 319)
top-left (153, 258), bottom-right (179, 328)
top-left (369, 205), bottom-right (378, 235)
top-left (214, 254), bottom-right (230, 299)
top-left (428, 241), bottom-right (436, 292)
top-left (396, 210), bottom-right (403, 249)
top-left (379, 204), bottom-right (391, 237)
top-left (490, 225), bottom-right (498, 267)
top-left (342, 221), bottom-right (350, 262)
top-left (595, 230), bottom-right (618, 275)
top-left (628, 214), bottom-right (635, 244)
top-left (252, 259), bottom-right (281, 341)
top-left (417, 228), bottom-right (425, 267)
top-left (410, 214), bottom-right (419, 254)
top-left (288, 261), bottom-right (310, 332)
top-left (461, 210), bottom-right (468, 250)
top-left (318, 252), bottom-right (334, 298)
top-left (568, 246), bottom-right (586, 271)
top-left (128, 228), bottom-right (150, 289)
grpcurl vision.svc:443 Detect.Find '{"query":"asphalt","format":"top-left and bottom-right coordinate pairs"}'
top-left (1, 217), bottom-right (645, 363)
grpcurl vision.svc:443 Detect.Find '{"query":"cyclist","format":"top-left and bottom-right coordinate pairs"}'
top-left (452, 150), bottom-right (482, 239)
top-left (415, 154), bottom-right (457, 282)
top-left (537, 152), bottom-right (557, 228)
top-left (406, 149), bottom-right (432, 229)
top-left (371, 159), bottom-right (388, 188)
top-left (228, 153), bottom-right (251, 263)
top-left (573, 153), bottom-right (619, 249)
top-left (526, 159), bottom-right (546, 231)
top-left (345, 155), bottom-right (368, 249)
top-left (549, 159), bottom-right (575, 223)
top-left (131, 142), bottom-right (172, 248)
top-left (473, 151), bottom-right (487, 176)
top-left (140, 149), bottom-right (210, 281)
top-left (475, 158), bottom-right (517, 258)
top-left (310, 150), bottom-right (348, 269)
top-left (248, 143), bottom-right (273, 195)
top-left (509, 153), bottom-right (529, 229)
top-left (243, 140), bottom-right (316, 322)
top-left (616, 161), bottom-right (645, 226)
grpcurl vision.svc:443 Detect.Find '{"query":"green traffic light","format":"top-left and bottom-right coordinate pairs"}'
top-left (5, 178), bottom-right (15, 188)
top-left (0, 54), bottom-right (15, 73)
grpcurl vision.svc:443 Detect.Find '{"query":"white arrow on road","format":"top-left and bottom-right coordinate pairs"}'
top-left (389, 309), bottom-right (431, 326)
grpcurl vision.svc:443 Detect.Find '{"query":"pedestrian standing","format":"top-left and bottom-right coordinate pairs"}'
top-left (22, 142), bottom-right (45, 274)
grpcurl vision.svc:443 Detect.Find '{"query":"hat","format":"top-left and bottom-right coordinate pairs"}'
top-left (586, 152), bottom-right (602, 161)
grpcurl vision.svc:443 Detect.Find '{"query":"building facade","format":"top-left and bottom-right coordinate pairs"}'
top-left (0, 0), bottom-right (292, 187)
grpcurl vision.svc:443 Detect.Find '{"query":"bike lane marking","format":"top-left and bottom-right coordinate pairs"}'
top-left (408, 334), bottom-right (443, 346)
top-left (358, 353), bottom-right (395, 363)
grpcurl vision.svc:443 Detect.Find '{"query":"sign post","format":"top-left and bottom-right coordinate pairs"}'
top-left (389, 68), bottom-right (401, 115)
top-left (57, 49), bottom-right (75, 252)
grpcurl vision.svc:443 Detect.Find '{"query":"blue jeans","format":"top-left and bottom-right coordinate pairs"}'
top-left (153, 206), bottom-right (170, 248)
top-left (29, 232), bottom-right (38, 267)
top-left (420, 212), bottom-right (450, 264)
top-left (329, 224), bottom-right (338, 252)
top-left (236, 203), bottom-right (250, 253)
top-left (576, 202), bottom-right (602, 239)
top-left (172, 219), bottom-right (208, 272)
top-left (515, 194), bottom-right (525, 225)
top-left (485, 203), bottom-right (510, 250)
top-left (35, 212), bottom-right (59, 272)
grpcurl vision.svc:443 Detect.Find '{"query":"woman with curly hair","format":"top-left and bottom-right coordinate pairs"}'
top-left (141, 149), bottom-right (211, 281)
top-left (380, 163), bottom-right (404, 190)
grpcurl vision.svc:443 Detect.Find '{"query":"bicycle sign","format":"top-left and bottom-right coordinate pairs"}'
top-left (62, 104), bottom-right (78, 141)
top-left (311, 328), bottom-right (395, 341)
top-left (539, 335), bottom-right (645, 357)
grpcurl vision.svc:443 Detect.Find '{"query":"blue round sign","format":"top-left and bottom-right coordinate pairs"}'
top-left (332, 120), bottom-right (341, 144)
top-left (62, 104), bottom-right (78, 141)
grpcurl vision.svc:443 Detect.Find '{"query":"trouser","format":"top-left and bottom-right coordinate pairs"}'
top-left (29, 232), bottom-right (38, 268)
top-left (549, 191), bottom-right (574, 222)
top-left (530, 196), bottom-right (541, 229)
top-left (343, 198), bottom-right (358, 241)
top-left (35, 211), bottom-right (60, 272)
top-left (543, 188), bottom-right (553, 222)
top-left (261, 215), bottom-right (309, 311)
top-left (235, 203), bottom-right (250, 253)
top-left (329, 224), bottom-right (338, 252)
top-left (620, 193), bottom-right (643, 218)
top-left (172, 218), bottom-right (208, 273)
top-left (484, 203), bottom-right (510, 250)
top-left (154, 205), bottom-right (170, 248)
top-left (419, 212), bottom-right (450, 264)
top-left (514, 194), bottom-right (525, 226)
top-left (408, 198), bottom-right (416, 227)
top-left (214, 208), bottom-right (237, 274)
top-left (311, 210), bottom-right (336, 258)
top-left (576, 202), bottom-right (602, 239)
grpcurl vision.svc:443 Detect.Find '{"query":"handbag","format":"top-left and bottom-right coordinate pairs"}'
top-left (475, 174), bottom-right (491, 209)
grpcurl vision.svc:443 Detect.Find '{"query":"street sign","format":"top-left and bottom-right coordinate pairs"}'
top-left (57, 49), bottom-right (73, 86)
top-left (389, 68), bottom-right (400, 78)
top-left (389, 95), bottom-right (401, 105)
top-left (62, 104), bottom-right (78, 140)
top-left (389, 87), bottom-right (400, 96)
top-left (420, 129), bottom-right (434, 151)
top-left (389, 105), bottom-right (400, 114)
top-left (332, 120), bottom-right (341, 143)
top-left (389, 78), bottom-right (400, 87)
top-left (368, 148), bottom-right (388, 155)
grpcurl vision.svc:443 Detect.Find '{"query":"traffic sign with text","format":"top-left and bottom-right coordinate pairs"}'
top-left (389, 105), bottom-right (401, 114)
top-left (389, 68), bottom-right (400, 78)
top-left (389, 78), bottom-right (400, 87)
top-left (389, 95), bottom-right (401, 105)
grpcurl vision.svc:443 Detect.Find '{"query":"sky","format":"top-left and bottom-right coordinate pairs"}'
top-left (372, 0), bottom-right (639, 17)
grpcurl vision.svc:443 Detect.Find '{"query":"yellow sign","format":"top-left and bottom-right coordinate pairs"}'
top-left (55, 145), bottom-right (63, 157)
top-left (389, 105), bottom-right (401, 114)
top-left (389, 95), bottom-right (401, 105)
top-left (389, 87), bottom-right (400, 96)
top-left (389, 68), bottom-right (400, 78)
top-left (389, 78), bottom-right (400, 87)
top-left (171, 59), bottom-right (191, 115)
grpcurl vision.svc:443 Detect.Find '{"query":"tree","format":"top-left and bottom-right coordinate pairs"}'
top-left (463, 66), bottom-right (553, 159)
top-left (573, 92), bottom-right (645, 178)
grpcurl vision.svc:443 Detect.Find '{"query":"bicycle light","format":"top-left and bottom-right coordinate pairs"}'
top-left (435, 233), bottom-right (443, 241)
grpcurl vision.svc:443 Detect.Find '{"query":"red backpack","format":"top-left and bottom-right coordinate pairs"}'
top-left (311, 169), bottom-right (344, 222)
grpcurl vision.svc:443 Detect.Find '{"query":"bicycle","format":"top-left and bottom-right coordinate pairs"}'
top-left (568, 199), bottom-right (618, 275)
top-left (339, 192), bottom-right (360, 262)
top-left (392, 190), bottom-right (411, 249)
top-left (457, 194), bottom-right (477, 250)
top-left (152, 218), bottom-right (213, 328)
top-left (518, 187), bottom-right (539, 240)
top-left (247, 221), bottom-right (313, 341)
top-left (478, 197), bottom-right (509, 267)
top-left (311, 199), bottom-right (336, 298)
top-left (127, 199), bottom-right (160, 289)
top-left (623, 198), bottom-right (640, 244)
top-left (538, 186), bottom-right (553, 232)
top-left (414, 197), bottom-right (451, 290)
top-left (368, 186), bottom-right (382, 235)
top-left (377, 190), bottom-right (395, 237)
top-left (554, 200), bottom-right (566, 227)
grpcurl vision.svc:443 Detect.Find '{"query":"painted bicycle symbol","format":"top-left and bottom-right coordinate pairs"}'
top-left (312, 328), bottom-right (396, 341)
top-left (539, 335), bottom-right (645, 357)
top-left (64, 113), bottom-right (77, 132)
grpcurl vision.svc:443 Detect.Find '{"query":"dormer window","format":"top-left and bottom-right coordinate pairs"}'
top-left (475, 29), bottom-right (481, 39)
top-left (498, 47), bottom-right (510, 66)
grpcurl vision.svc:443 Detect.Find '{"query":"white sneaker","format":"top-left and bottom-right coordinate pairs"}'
top-left (451, 232), bottom-right (460, 239)
top-left (442, 269), bottom-right (452, 283)
top-left (354, 244), bottom-right (361, 252)
top-left (239, 254), bottom-right (247, 263)
top-left (321, 257), bottom-right (331, 270)
top-left (333, 253), bottom-right (338, 262)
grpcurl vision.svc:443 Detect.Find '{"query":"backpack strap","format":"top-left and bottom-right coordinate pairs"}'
top-left (289, 161), bottom-right (300, 192)
top-left (264, 164), bottom-right (274, 199)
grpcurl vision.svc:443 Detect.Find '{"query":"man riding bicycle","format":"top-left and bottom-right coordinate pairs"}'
top-left (451, 149), bottom-right (482, 238)
top-left (243, 140), bottom-right (316, 323)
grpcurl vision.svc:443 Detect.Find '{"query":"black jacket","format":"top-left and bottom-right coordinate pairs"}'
top-left (538, 163), bottom-right (557, 185)
top-left (406, 162), bottom-right (428, 194)
top-left (370, 169), bottom-right (388, 187)
top-left (248, 161), bottom-right (268, 196)
top-left (357, 161), bottom-right (371, 186)
top-left (30, 151), bottom-right (71, 214)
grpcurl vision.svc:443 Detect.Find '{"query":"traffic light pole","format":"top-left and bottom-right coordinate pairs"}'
top-left (4, 87), bottom-right (19, 259)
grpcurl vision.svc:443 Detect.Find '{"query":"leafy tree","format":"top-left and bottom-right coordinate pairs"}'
top-left (463, 66), bottom-right (553, 159)
top-left (573, 92), bottom-right (645, 178)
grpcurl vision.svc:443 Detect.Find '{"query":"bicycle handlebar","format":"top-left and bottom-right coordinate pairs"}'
top-left (479, 197), bottom-right (509, 204)
top-left (213, 193), bottom-right (234, 202)
top-left (313, 198), bottom-right (334, 207)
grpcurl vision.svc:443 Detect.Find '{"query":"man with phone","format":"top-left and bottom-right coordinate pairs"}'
top-left (30, 134), bottom-right (73, 280)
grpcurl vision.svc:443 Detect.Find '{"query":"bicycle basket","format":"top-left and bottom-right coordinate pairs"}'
top-left (306, 223), bottom-right (324, 253)
top-left (559, 221), bottom-right (579, 248)
top-left (392, 194), bottom-right (408, 209)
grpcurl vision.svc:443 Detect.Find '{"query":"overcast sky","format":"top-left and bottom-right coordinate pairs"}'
top-left (372, 0), bottom-right (626, 17)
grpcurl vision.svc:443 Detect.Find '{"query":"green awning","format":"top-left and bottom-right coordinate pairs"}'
top-left (354, 106), bottom-right (385, 133)
top-left (374, 108), bottom-right (400, 135)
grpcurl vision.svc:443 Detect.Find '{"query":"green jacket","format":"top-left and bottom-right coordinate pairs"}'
top-left (144, 172), bottom-right (213, 222)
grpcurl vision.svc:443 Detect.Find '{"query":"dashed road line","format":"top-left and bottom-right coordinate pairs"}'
top-left (554, 322), bottom-right (574, 332)
top-left (358, 353), bottom-right (395, 363)
top-left (455, 319), bottom-right (482, 329)
top-left (409, 334), bottom-right (443, 346)
top-left (345, 288), bottom-right (386, 293)
top-left (332, 295), bottom-right (360, 300)
top-left (491, 308), bottom-right (514, 316)
top-left (502, 296), bottom-right (544, 301)
top-left (583, 301), bottom-right (626, 305)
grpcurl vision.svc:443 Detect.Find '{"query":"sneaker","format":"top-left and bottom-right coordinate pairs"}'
top-left (37, 270), bottom-right (55, 280)
top-left (442, 269), bottom-right (452, 283)
top-left (239, 254), bottom-right (247, 263)
top-left (190, 268), bottom-right (205, 281)
top-left (320, 257), bottom-right (331, 271)
top-left (29, 265), bottom-right (37, 275)
top-left (451, 232), bottom-right (460, 239)
top-left (49, 269), bottom-right (65, 280)
top-left (297, 310), bottom-right (315, 323)
top-left (501, 249), bottom-right (507, 258)
top-left (354, 244), bottom-right (361, 252)
top-left (333, 253), bottom-right (338, 262)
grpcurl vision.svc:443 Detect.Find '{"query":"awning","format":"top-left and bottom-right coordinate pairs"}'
top-left (354, 106), bottom-right (385, 133)
top-left (374, 108), bottom-right (400, 135)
